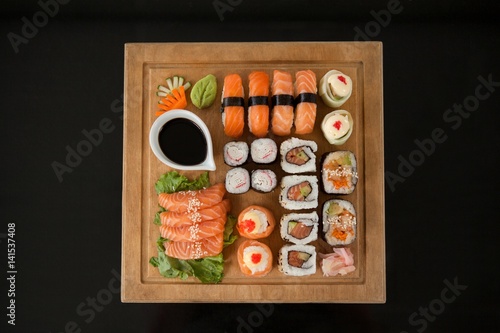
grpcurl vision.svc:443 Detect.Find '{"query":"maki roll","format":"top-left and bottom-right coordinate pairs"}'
top-left (237, 239), bottom-right (273, 277)
top-left (250, 138), bottom-right (278, 164)
top-left (321, 151), bottom-right (358, 194)
top-left (225, 167), bottom-right (250, 194)
top-left (321, 110), bottom-right (353, 145)
top-left (278, 244), bottom-right (316, 276)
top-left (318, 70), bottom-right (353, 108)
top-left (280, 137), bottom-right (317, 174)
top-left (223, 141), bottom-right (249, 166)
top-left (237, 205), bottom-right (276, 239)
top-left (251, 169), bottom-right (277, 193)
top-left (322, 199), bottom-right (356, 246)
top-left (280, 211), bottom-right (319, 245)
top-left (279, 175), bottom-right (319, 210)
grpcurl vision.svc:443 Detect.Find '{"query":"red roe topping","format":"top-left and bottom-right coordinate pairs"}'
top-left (251, 253), bottom-right (262, 264)
top-left (241, 219), bottom-right (256, 233)
top-left (333, 120), bottom-right (342, 130)
top-left (338, 75), bottom-right (347, 85)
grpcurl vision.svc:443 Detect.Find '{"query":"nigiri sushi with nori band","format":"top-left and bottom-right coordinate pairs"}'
top-left (237, 239), bottom-right (273, 277)
top-left (221, 74), bottom-right (245, 138)
top-left (294, 70), bottom-right (317, 134)
top-left (248, 71), bottom-right (270, 138)
top-left (319, 70), bottom-right (353, 108)
top-left (271, 70), bottom-right (294, 136)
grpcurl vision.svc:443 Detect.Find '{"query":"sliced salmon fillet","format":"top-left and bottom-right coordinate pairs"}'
top-left (271, 70), bottom-right (294, 136)
top-left (294, 70), bottom-right (317, 134)
top-left (160, 217), bottom-right (226, 242)
top-left (160, 199), bottom-right (231, 227)
top-left (163, 232), bottom-right (224, 259)
top-left (222, 74), bottom-right (244, 138)
top-left (248, 71), bottom-right (270, 138)
top-left (158, 183), bottom-right (226, 213)
top-left (287, 181), bottom-right (312, 201)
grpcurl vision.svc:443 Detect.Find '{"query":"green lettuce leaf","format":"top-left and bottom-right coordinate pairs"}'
top-left (223, 214), bottom-right (238, 247)
top-left (155, 171), bottom-right (210, 194)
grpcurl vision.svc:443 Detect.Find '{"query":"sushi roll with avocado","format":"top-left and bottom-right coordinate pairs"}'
top-left (279, 175), bottom-right (319, 210)
top-left (251, 169), bottom-right (277, 193)
top-left (321, 151), bottom-right (358, 194)
top-left (280, 211), bottom-right (318, 245)
top-left (225, 167), bottom-right (250, 194)
top-left (223, 141), bottom-right (249, 166)
top-left (280, 137), bottom-right (317, 174)
top-left (250, 138), bottom-right (278, 164)
top-left (318, 70), bottom-right (352, 108)
top-left (278, 244), bottom-right (316, 276)
top-left (322, 199), bottom-right (356, 246)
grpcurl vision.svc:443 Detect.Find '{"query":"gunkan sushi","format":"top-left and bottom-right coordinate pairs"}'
top-left (237, 205), bottom-right (276, 239)
top-left (318, 70), bottom-right (352, 108)
top-left (237, 239), bottom-right (273, 277)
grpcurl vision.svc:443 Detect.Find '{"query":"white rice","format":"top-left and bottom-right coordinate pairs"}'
top-left (242, 245), bottom-right (270, 275)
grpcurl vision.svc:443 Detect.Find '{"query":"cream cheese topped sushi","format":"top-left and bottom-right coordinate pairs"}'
top-left (237, 205), bottom-right (276, 239)
top-left (319, 70), bottom-right (353, 108)
top-left (321, 110), bottom-right (353, 145)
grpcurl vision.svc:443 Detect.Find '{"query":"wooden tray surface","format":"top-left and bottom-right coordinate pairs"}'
top-left (122, 42), bottom-right (385, 303)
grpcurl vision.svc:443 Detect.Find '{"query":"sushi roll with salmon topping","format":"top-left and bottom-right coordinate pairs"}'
top-left (237, 239), bottom-right (273, 277)
top-left (294, 70), bottom-right (317, 134)
top-left (322, 199), bottom-right (356, 246)
top-left (319, 70), bottom-right (353, 108)
top-left (237, 205), bottom-right (276, 239)
top-left (248, 71), bottom-right (270, 138)
top-left (321, 151), bottom-right (358, 194)
top-left (271, 70), bottom-right (294, 136)
top-left (280, 211), bottom-right (319, 245)
top-left (280, 137), bottom-right (317, 174)
top-left (221, 74), bottom-right (245, 138)
top-left (279, 175), bottom-right (319, 210)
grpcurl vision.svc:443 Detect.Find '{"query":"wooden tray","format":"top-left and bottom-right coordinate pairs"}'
top-left (121, 42), bottom-right (385, 303)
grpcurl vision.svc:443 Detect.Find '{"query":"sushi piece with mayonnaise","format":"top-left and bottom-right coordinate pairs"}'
top-left (319, 70), bottom-right (353, 108)
top-left (237, 205), bottom-right (276, 239)
top-left (321, 110), bottom-right (353, 145)
top-left (237, 239), bottom-right (273, 277)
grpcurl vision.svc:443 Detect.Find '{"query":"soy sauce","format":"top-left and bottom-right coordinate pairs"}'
top-left (158, 118), bottom-right (207, 165)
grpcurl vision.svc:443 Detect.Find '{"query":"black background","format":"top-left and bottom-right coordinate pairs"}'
top-left (1, 1), bottom-right (499, 332)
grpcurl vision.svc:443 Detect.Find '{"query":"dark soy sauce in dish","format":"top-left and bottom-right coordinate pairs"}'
top-left (158, 118), bottom-right (207, 166)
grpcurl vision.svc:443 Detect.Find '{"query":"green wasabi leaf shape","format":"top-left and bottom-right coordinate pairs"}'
top-left (190, 74), bottom-right (217, 109)
top-left (155, 171), bottom-right (210, 194)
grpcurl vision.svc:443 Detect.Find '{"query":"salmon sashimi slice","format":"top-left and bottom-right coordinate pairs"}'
top-left (271, 70), bottom-right (294, 136)
top-left (160, 217), bottom-right (226, 242)
top-left (158, 183), bottom-right (226, 213)
top-left (294, 70), bottom-right (317, 134)
top-left (164, 232), bottom-right (224, 260)
top-left (160, 199), bottom-right (231, 227)
top-left (222, 74), bottom-right (244, 138)
top-left (248, 71), bottom-right (270, 138)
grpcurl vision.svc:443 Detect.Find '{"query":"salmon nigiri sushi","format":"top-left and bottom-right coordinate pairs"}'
top-left (248, 71), bottom-right (270, 137)
top-left (271, 70), bottom-right (294, 136)
top-left (158, 183), bottom-right (226, 213)
top-left (294, 70), bottom-right (317, 134)
top-left (221, 74), bottom-right (245, 138)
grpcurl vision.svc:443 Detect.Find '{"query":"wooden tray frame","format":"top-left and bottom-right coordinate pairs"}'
top-left (122, 42), bottom-right (385, 303)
